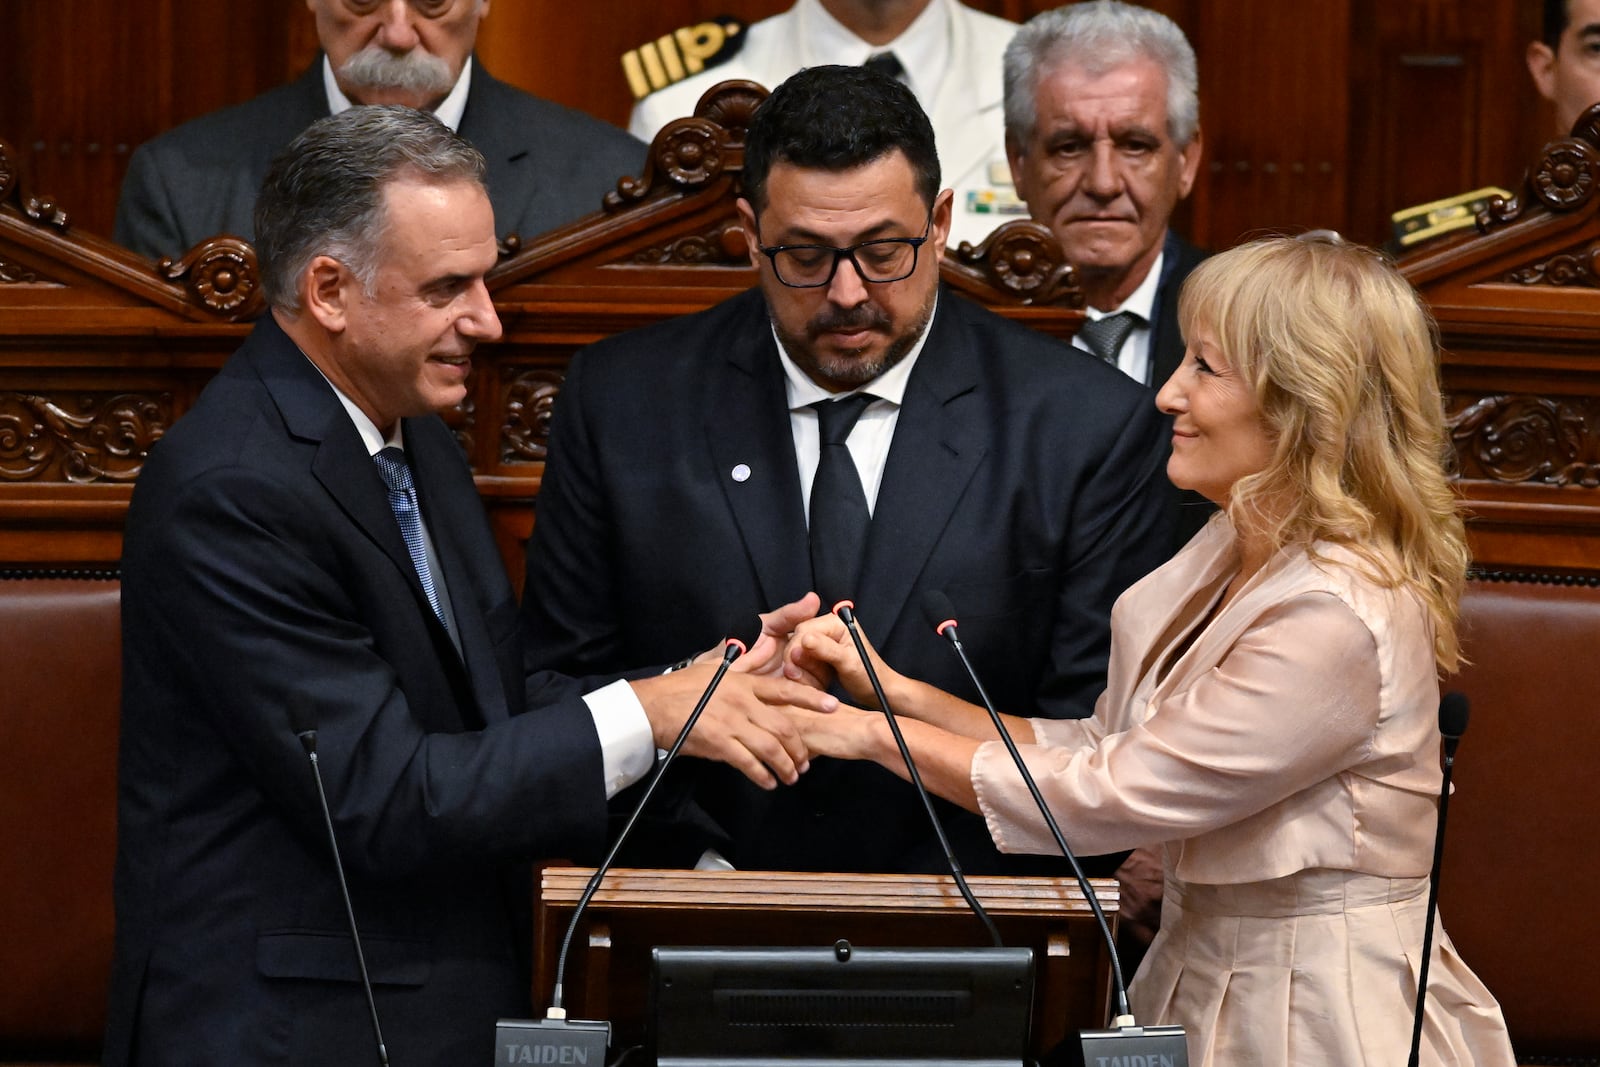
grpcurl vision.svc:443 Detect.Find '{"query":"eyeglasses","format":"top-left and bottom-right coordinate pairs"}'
top-left (755, 213), bottom-right (933, 289)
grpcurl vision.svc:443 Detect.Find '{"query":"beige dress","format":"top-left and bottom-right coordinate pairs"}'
top-left (970, 517), bottom-right (1515, 1066)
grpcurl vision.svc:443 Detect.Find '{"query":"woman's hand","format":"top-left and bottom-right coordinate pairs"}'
top-left (784, 610), bottom-right (904, 708)
top-left (782, 702), bottom-right (883, 762)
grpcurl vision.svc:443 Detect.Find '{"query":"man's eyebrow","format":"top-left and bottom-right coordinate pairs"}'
top-left (773, 219), bottom-right (907, 245)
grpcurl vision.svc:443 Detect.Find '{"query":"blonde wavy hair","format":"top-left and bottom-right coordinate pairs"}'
top-left (1177, 234), bottom-right (1469, 671)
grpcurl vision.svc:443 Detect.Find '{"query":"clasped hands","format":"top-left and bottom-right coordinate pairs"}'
top-left (630, 593), bottom-right (913, 791)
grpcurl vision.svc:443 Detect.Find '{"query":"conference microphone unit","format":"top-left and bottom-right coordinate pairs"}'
top-left (496, 635), bottom-right (750, 1067)
top-left (832, 600), bottom-right (1003, 948)
top-left (1407, 691), bottom-right (1470, 1067)
top-left (920, 591), bottom-right (1188, 1067)
top-left (291, 720), bottom-right (391, 1067)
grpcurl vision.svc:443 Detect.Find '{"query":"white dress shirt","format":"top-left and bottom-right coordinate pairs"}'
top-left (1073, 250), bottom-right (1164, 386)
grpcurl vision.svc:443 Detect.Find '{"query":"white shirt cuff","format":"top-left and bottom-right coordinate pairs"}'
top-left (583, 678), bottom-right (656, 799)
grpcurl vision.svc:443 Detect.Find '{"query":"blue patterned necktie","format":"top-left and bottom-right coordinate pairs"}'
top-left (372, 447), bottom-right (446, 626)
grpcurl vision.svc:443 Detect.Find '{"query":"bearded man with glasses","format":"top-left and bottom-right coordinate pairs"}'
top-left (522, 63), bottom-right (1174, 879)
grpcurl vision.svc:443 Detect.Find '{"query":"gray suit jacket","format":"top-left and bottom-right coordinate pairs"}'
top-left (114, 59), bottom-right (646, 261)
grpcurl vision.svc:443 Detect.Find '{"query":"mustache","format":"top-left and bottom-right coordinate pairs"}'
top-left (807, 304), bottom-right (891, 339)
top-left (338, 45), bottom-right (455, 96)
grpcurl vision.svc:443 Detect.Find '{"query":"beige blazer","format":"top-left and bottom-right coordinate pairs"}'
top-left (972, 515), bottom-right (1445, 885)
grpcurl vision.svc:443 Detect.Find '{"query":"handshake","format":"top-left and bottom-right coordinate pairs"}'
top-left (626, 591), bottom-right (943, 790)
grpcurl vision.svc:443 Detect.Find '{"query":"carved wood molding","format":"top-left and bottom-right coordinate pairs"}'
top-left (1503, 240), bottom-right (1600, 287)
top-left (609, 82), bottom-right (766, 207)
top-left (949, 220), bottom-right (1083, 307)
top-left (630, 220), bottom-right (749, 266)
top-left (0, 391), bottom-right (170, 483)
top-left (157, 237), bottom-right (265, 320)
top-left (1448, 392), bottom-right (1600, 488)
top-left (501, 367), bottom-right (563, 463)
top-left (0, 253), bottom-right (62, 285)
top-left (0, 137), bottom-right (70, 233)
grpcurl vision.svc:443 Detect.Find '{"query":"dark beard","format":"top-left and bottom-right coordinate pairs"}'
top-left (774, 288), bottom-right (937, 389)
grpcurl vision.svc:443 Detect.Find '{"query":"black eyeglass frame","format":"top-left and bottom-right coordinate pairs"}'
top-left (754, 212), bottom-right (935, 289)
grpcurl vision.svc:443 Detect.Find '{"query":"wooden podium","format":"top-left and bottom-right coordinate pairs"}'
top-left (534, 867), bottom-right (1119, 1061)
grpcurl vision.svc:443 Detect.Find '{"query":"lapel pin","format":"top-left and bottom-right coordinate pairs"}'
top-left (731, 463), bottom-right (751, 482)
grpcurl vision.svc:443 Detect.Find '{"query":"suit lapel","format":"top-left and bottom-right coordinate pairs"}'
top-left (407, 420), bottom-right (511, 723)
top-left (856, 299), bottom-right (986, 641)
top-left (704, 294), bottom-right (811, 610)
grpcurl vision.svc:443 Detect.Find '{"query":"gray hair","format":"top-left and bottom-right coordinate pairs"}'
top-left (253, 105), bottom-right (487, 311)
top-left (1003, 1), bottom-right (1199, 149)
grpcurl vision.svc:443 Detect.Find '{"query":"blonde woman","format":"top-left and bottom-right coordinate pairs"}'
top-left (785, 235), bottom-right (1516, 1065)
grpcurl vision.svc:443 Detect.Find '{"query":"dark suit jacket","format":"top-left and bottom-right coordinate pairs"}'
top-left (113, 58), bottom-right (646, 261)
top-left (521, 287), bottom-right (1173, 876)
top-left (106, 314), bottom-right (608, 1066)
top-left (1146, 229), bottom-right (1209, 392)
top-left (1146, 230), bottom-right (1214, 550)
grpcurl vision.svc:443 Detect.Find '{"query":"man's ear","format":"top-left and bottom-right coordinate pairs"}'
top-left (1005, 132), bottom-right (1031, 206)
top-left (735, 197), bottom-right (762, 265)
top-left (930, 188), bottom-right (955, 258)
top-left (301, 256), bottom-right (352, 335)
top-left (1176, 125), bottom-right (1203, 200)
top-left (1528, 40), bottom-right (1559, 103)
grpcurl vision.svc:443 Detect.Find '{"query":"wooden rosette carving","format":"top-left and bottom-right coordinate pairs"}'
top-left (158, 236), bottom-right (264, 320)
top-left (610, 81), bottom-right (768, 207)
top-left (951, 219), bottom-right (1082, 306)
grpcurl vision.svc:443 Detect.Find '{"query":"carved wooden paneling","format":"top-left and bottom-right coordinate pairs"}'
top-left (0, 85), bottom-right (1084, 589)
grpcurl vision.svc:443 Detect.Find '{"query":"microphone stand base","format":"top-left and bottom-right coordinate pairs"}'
top-left (1042, 1024), bottom-right (1189, 1067)
top-left (495, 1017), bottom-right (611, 1066)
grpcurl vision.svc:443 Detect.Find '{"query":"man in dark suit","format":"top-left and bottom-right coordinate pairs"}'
top-left (1003, 1), bottom-right (1205, 392)
top-left (522, 64), bottom-right (1172, 878)
top-left (114, 0), bottom-right (644, 261)
top-left (107, 105), bottom-right (824, 1066)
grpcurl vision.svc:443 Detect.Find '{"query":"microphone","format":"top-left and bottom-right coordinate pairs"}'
top-left (291, 717), bottom-right (391, 1067)
top-left (1407, 692), bottom-right (1470, 1067)
top-left (921, 591), bottom-right (1188, 1066)
top-left (832, 600), bottom-right (1003, 948)
top-left (497, 635), bottom-right (749, 1067)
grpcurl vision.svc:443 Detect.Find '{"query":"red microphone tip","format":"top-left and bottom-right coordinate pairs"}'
top-left (935, 618), bottom-right (957, 636)
top-left (724, 638), bottom-right (748, 656)
top-left (831, 599), bottom-right (854, 616)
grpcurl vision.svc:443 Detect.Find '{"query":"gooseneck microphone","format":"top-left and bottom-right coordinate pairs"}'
top-left (499, 637), bottom-right (750, 1065)
top-left (921, 591), bottom-right (1131, 1021)
top-left (294, 727), bottom-right (391, 1067)
top-left (1407, 691), bottom-right (1471, 1067)
top-left (832, 600), bottom-right (1003, 948)
top-left (921, 590), bottom-right (1188, 1065)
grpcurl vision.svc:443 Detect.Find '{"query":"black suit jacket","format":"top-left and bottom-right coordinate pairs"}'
top-left (113, 58), bottom-right (646, 260)
top-left (106, 314), bottom-right (608, 1066)
top-left (521, 287), bottom-right (1173, 876)
top-left (1146, 229), bottom-right (1210, 391)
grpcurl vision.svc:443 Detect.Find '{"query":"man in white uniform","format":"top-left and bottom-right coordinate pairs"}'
top-left (628, 0), bottom-right (1019, 248)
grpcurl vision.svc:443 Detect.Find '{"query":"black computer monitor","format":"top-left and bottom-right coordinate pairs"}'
top-left (650, 941), bottom-right (1034, 1066)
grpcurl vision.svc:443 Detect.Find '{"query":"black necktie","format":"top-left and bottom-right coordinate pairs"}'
top-left (1077, 310), bottom-right (1142, 364)
top-left (863, 51), bottom-right (905, 82)
top-left (809, 393), bottom-right (876, 604)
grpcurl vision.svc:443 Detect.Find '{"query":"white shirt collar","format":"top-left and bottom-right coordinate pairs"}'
top-left (797, 0), bottom-right (951, 111)
top-left (298, 347), bottom-right (402, 456)
top-left (1086, 248), bottom-right (1164, 324)
top-left (776, 294), bottom-right (938, 411)
top-left (321, 53), bottom-right (474, 132)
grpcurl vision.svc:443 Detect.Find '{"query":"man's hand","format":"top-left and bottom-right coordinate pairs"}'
top-left (1113, 846), bottom-right (1164, 949)
top-left (786, 611), bottom-right (897, 708)
top-left (629, 667), bottom-right (836, 789)
top-left (732, 591), bottom-right (823, 680)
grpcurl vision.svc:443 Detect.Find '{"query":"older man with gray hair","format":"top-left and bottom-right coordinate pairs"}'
top-left (106, 104), bottom-right (825, 1066)
top-left (1003, 0), bottom-right (1205, 392)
